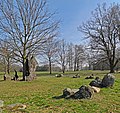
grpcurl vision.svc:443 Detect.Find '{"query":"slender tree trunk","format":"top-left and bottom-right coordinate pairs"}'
top-left (7, 58), bottom-right (10, 74)
top-left (22, 44), bottom-right (27, 81)
top-left (76, 60), bottom-right (79, 71)
top-left (88, 62), bottom-right (92, 70)
top-left (49, 57), bottom-right (52, 74)
top-left (62, 69), bottom-right (65, 73)
top-left (62, 65), bottom-right (65, 73)
top-left (74, 59), bottom-right (76, 71)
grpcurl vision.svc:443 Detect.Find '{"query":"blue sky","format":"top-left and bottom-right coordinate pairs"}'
top-left (48, 0), bottom-right (120, 44)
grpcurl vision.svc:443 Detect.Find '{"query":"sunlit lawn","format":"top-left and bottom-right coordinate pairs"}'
top-left (0, 70), bottom-right (120, 113)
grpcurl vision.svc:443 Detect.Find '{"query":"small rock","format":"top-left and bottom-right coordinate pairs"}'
top-left (91, 86), bottom-right (100, 93)
top-left (55, 74), bottom-right (63, 77)
top-left (0, 100), bottom-right (4, 108)
top-left (7, 103), bottom-right (26, 110)
top-left (72, 74), bottom-right (80, 78)
top-left (85, 76), bottom-right (94, 79)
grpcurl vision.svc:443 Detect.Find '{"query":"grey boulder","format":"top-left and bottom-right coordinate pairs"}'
top-left (74, 85), bottom-right (94, 99)
top-left (63, 85), bottom-right (94, 99)
top-left (101, 74), bottom-right (115, 87)
top-left (89, 77), bottom-right (102, 87)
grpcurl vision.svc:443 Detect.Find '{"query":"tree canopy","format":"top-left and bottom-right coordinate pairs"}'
top-left (79, 3), bottom-right (120, 73)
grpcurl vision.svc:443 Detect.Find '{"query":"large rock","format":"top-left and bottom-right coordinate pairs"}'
top-left (63, 88), bottom-right (79, 98)
top-left (63, 86), bottom-right (93, 99)
top-left (73, 85), bottom-right (94, 99)
top-left (89, 77), bottom-right (102, 87)
top-left (0, 100), bottom-right (4, 108)
top-left (101, 74), bottom-right (115, 87)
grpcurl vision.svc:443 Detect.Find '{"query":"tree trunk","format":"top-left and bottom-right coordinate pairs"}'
top-left (109, 62), bottom-right (115, 73)
top-left (22, 58), bottom-right (26, 81)
top-left (110, 67), bottom-right (114, 73)
top-left (76, 61), bottom-right (79, 71)
top-left (62, 69), bottom-right (65, 73)
top-left (62, 65), bottom-right (65, 73)
top-left (74, 57), bottom-right (76, 71)
top-left (7, 58), bottom-right (10, 74)
top-left (49, 58), bottom-right (52, 74)
top-left (74, 64), bottom-right (76, 71)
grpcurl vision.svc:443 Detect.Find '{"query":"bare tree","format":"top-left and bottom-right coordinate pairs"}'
top-left (0, 0), bottom-right (59, 80)
top-left (79, 3), bottom-right (120, 73)
top-left (41, 37), bottom-right (59, 74)
top-left (56, 39), bottom-right (67, 73)
top-left (66, 43), bottom-right (74, 71)
top-left (74, 44), bottom-right (86, 71)
top-left (0, 39), bottom-right (14, 74)
top-left (85, 48), bottom-right (97, 70)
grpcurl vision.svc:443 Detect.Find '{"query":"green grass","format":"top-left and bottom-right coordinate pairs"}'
top-left (0, 70), bottom-right (120, 113)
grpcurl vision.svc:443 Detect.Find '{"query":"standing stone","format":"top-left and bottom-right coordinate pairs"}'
top-left (26, 56), bottom-right (38, 81)
top-left (14, 70), bottom-right (19, 80)
top-left (3, 74), bottom-right (6, 80)
top-left (101, 74), bottom-right (115, 87)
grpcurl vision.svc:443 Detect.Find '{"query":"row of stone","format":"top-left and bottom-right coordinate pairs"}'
top-left (61, 73), bottom-right (115, 99)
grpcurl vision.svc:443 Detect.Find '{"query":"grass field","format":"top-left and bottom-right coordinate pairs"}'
top-left (0, 70), bottom-right (120, 113)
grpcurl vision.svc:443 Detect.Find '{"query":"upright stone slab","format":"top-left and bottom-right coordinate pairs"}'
top-left (26, 56), bottom-right (38, 81)
top-left (101, 74), bottom-right (115, 87)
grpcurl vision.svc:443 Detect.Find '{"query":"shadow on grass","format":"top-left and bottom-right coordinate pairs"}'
top-left (0, 80), bottom-right (4, 82)
top-left (52, 95), bottom-right (65, 99)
